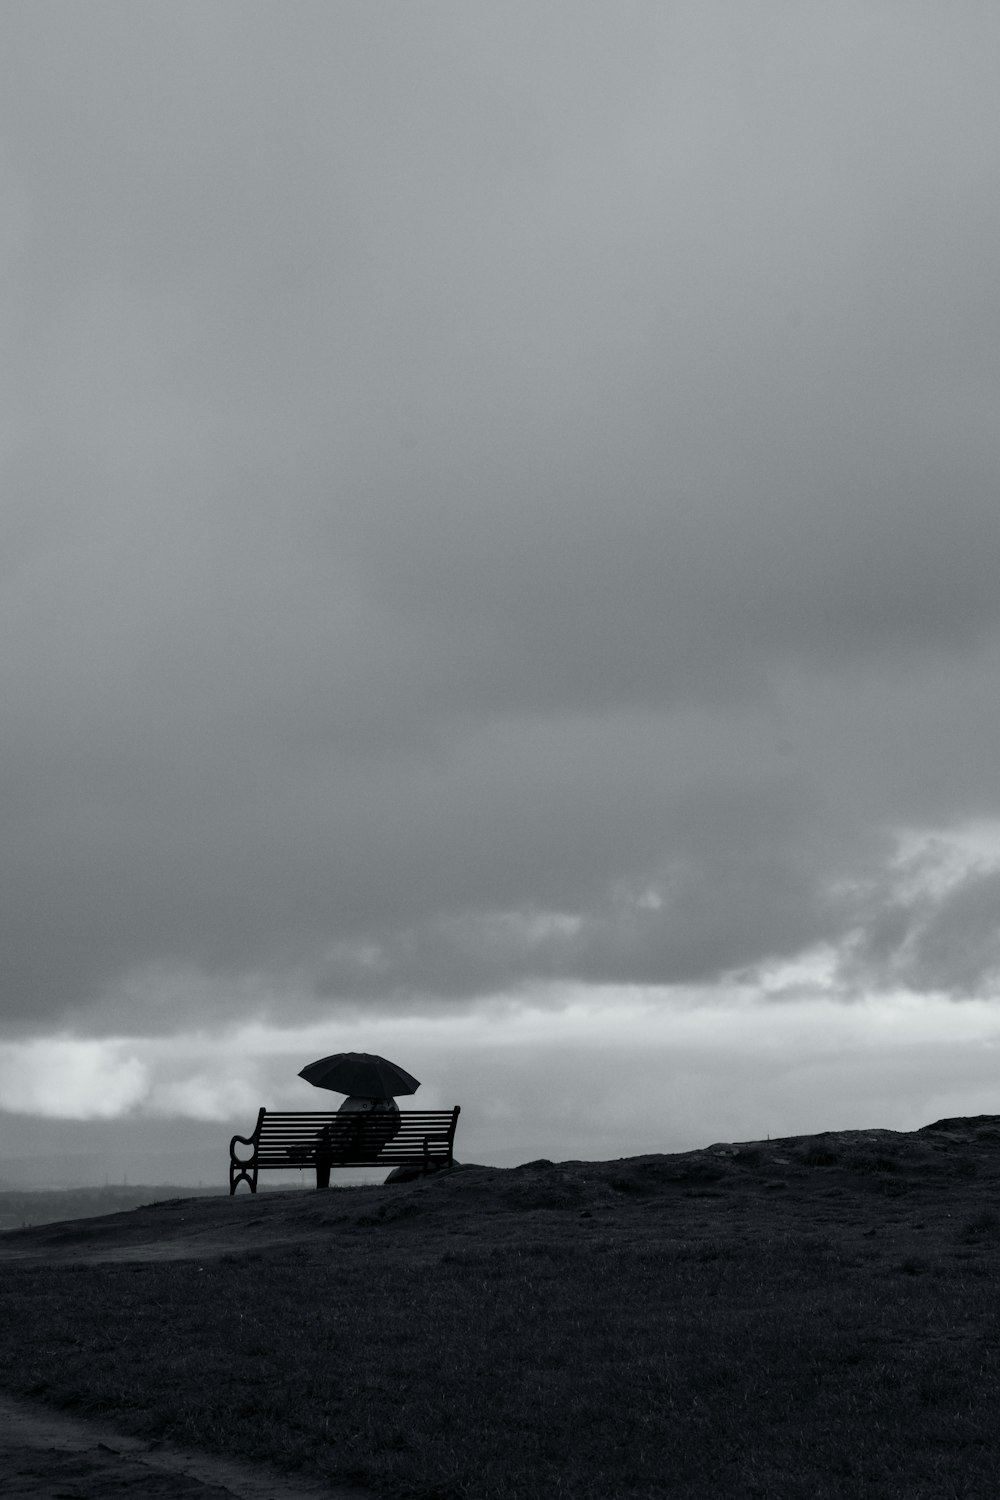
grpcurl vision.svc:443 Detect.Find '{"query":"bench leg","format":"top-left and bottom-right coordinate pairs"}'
top-left (316, 1152), bottom-right (332, 1190)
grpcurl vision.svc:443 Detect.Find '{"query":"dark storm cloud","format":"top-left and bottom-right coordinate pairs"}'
top-left (3, 4), bottom-right (1000, 1035)
top-left (842, 848), bottom-right (1000, 999)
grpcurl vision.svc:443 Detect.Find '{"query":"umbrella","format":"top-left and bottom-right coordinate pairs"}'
top-left (297, 1051), bottom-right (421, 1098)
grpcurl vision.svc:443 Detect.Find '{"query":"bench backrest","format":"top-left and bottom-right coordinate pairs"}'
top-left (252, 1107), bottom-right (460, 1165)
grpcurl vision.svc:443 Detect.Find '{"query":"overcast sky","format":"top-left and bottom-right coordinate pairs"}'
top-left (2, 3), bottom-right (1000, 1185)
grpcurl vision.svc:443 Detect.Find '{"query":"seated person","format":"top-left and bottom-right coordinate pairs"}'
top-left (314, 1095), bottom-right (401, 1187)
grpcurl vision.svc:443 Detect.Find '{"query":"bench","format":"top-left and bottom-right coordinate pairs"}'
top-left (229, 1106), bottom-right (461, 1193)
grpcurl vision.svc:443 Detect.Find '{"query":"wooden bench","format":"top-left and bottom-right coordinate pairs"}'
top-left (229, 1107), bottom-right (461, 1193)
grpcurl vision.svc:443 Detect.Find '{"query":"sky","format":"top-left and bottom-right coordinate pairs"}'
top-left (2, 3), bottom-right (1000, 1186)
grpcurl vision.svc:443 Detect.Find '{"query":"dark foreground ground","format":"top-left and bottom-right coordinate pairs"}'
top-left (1, 1116), bottom-right (999, 1499)
top-left (0, 1391), bottom-right (357, 1499)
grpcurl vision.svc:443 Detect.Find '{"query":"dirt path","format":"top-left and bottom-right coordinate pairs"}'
top-left (0, 1394), bottom-right (377, 1500)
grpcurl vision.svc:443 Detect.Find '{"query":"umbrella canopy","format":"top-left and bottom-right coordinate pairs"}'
top-left (297, 1051), bottom-right (421, 1098)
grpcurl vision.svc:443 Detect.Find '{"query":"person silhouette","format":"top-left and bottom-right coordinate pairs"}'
top-left (314, 1095), bottom-right (401, 1187)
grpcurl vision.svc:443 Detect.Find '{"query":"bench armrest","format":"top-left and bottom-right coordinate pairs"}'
top-left (229, 1108), bottom-right (266, 1165)
top-left (229, 1134), bottom-right (258, 1166)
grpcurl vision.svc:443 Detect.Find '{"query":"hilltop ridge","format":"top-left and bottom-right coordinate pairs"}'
top-left (1, 1113), bottom-right (997, 1263)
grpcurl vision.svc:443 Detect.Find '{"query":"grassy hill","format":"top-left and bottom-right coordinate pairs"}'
top-left (1, 1116), bottom-right (999, 1499)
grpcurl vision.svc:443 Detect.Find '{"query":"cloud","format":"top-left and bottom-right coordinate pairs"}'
top-left (145, 1075), bottom-right (264, 1123)
top-left (2, 5), bottom-right (1000, 1055)
top-left (0, 1037), bottom-right (148, 1119)
top-left (840, 830), bottom-right (1000, 998)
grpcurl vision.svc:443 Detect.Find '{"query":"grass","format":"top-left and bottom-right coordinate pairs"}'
top-left (1, 1122), bottom-right (999, 1498)
top-left (0, 1183), bottom-right (239, 1232)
